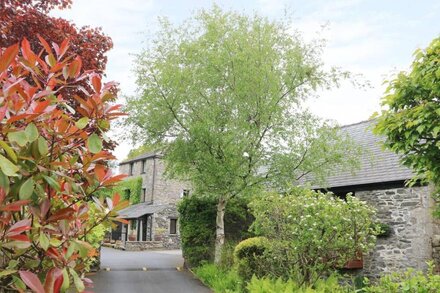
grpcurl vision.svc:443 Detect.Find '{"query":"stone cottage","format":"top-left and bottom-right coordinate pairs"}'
top-left (116, 152), bottom-right (190, 250)
top-left (314, 120), bottom-right (440, 276)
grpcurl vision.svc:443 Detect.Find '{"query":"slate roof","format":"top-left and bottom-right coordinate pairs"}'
top-left (319, 119), bottom-right (414, 188)
top-left (119, 151), bottom-right (160, 165)
top-left (118, 202), bottom-right (168, 219)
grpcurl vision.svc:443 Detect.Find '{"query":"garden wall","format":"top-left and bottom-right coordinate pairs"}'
top-left (356, 186), bottom-right (440, 277)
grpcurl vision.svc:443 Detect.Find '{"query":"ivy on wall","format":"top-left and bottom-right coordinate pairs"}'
top-left (98, 176), bottom-right (143, 205)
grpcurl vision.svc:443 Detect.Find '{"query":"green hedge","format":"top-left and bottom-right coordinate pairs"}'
top-left (178, 196), bottom-right (253, 267)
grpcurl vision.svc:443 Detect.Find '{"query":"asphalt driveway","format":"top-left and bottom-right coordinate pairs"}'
top-left (88, 247), bottom-right (211, 293)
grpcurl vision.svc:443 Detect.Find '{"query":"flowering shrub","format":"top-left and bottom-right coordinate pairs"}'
top-left (0, 39), bottom-right (127, 292)
top-left (250, 188), bottom-right (379, 285)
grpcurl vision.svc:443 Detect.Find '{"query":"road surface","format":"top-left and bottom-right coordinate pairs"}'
top-left (88, 247), bottom-right (211, 293)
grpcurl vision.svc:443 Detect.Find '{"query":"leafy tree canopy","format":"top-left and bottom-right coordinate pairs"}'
top-left (374, 36), bottom-right (440, 209)
top-left (124, 6), bottom-right (360, 262)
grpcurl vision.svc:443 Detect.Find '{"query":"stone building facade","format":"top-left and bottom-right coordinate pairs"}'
top-left (116, 152), bottom-right (190, 250)
top-left (317, 120), bottom-right (440, 277)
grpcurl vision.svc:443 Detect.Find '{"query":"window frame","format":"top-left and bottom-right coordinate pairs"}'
top-left (169, 218), bottom-right (177, 235)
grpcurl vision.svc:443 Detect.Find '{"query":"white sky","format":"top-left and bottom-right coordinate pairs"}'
top-left (51, 0), bottom-right (440, 162)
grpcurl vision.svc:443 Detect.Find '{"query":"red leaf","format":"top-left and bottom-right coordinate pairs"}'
top-left (0, 104), bottom-right (8, 121)
top-left (34, 100), bottom-right (51, 113)
top-left (21, 38), bottom-right (36, 65)
top-left (6, 219), bottom-right (31, 236)
top-left (40, 199), bottom-right (50, 219)
top-left (44, 268), bottom-right (63, 293)
top-left (7, 234), bottom-right (30, 242)
top-left (102, 174), bottom-right (127, 186)
top-left (91, 75), bottom-right (101, 93)
top-left (46, 247), bottom-right (61, 259)
top-left (0, 43), bottom-right (19, 72)
top-left (94, 164), bottom-right (106, 181)
top-left (37, 35), bottom-right (53, 58)
top-left (0, 200), bottom-right (31, 212)
top-left (19, 271), bottom-right (45, 293)
top-left (58, 39), bottom-right (70, 59)
top-left (113, 193), bottom-right (120, 206)
top-left (47, 207), bottom-right (75, 222)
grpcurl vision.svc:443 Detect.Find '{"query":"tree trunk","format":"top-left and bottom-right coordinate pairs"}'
top-left (214, 197), bottom-right (227, 264)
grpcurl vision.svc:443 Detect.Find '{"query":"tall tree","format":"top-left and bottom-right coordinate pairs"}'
top-left (374, 36), bottom-right (440, 214)
top-left (125, 7), bottom-right (359, 263)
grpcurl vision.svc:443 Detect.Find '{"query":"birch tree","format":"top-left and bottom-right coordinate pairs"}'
top-left (125, 7), bottom-right (359, 263)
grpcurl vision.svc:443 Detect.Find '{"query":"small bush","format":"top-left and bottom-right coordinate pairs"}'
top-left (364, 262), bottom-right (440, 293)
top-left (194, 263), bottom-right (243, 293)
top-left (234, 237), bottom-right (270, 281)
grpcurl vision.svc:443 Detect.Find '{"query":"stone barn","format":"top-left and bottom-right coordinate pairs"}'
top-left (314, 120), bottom-right (440, 276)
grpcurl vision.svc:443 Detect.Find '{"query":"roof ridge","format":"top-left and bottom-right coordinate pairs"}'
top-left (340, 118), bottom-right (376, 129)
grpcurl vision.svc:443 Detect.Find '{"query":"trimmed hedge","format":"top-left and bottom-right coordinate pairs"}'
top-left (234, 237), bottom-right (269, 281)
top-left (178, 196), bottom-right (253, 267)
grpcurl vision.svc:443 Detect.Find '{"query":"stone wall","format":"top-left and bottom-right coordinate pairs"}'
top-left (125, 241), bottom-right (163, 251)
top-left (120, 157), bottom-right (190, 205)
top-left (356, 186), bottom-right (439, 277)
top-left (152, 205), bottom-right (181, 249)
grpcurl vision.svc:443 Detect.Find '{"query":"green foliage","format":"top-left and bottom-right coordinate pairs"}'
top-left (125, 5), bottom-right (361, 262)
top-left (99, 176), bottom-right (143, 204)
top-left (125, 144), bottom-right (156, 160)
top-left (247, 275), bottom-right (351, 293)
top-left (364, 262), bottom-right (440, 293)
top-left (376, 222), bottom-right (392, 238)
top-left (194, 263), bottom-right (243, 293)
top-left (374, 37), bottom-right (440, 214)
top-left (234, 237), bottom-right (269, 281)
top-left (249, 188), bottom-right (379, 285)
top-left (178, 196), bottom-right (253, 267)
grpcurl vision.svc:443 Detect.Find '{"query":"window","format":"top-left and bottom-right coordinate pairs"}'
top-left (181, 189), bottom-right (190, 198)
top-left (124, 189), bottom-right (131, 200)
top-left (141, 160), bottom-right (146, 174)
top-left (170, 219), bottom-right (177, 234)
top-left (129, 163), bottom-right (134, 176)
top-left (142, 188), bottom-right (147, 202)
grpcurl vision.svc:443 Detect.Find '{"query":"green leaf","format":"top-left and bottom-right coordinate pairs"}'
top-left (75, 117), bottom-right (89, 129)
top-left (7, 131), bottom-right (28, 147)
top-left (0, 154), bottom-right (19, 176)
top-left (0, 170), bottom-right (10, 193)
top-left (42, 175), bottom-right (60, 191)
top-left (0, 269), bottom-right (16, 277)
top-left (2, 241), bottom-right (31, 249)
top-left (65, 242), bottom-right (77, 259)
top-left (12, 276), bottom-right (26, 290)
top-left (49, 238), bottom-right (61, 247)
top-left (37, 136), bottom-right (49, 156)
top-left (61, 268), bottom-right (70, 292)
top-left (25, 123), bottom-right (39, 142)
top-left (69, 269), bottom-right (85, 292)
top-left (19, 177), bottom-right (34, 200)
top-left (87, 133), bottom-right (102, 154)
top-left (0, 141), bottom-right (17, 163)
top-left (39, 233), bottom-right (50, 251)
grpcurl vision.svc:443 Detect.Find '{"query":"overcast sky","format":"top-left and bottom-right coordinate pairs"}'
top-left (51, 0), bottom-right (440, 162)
